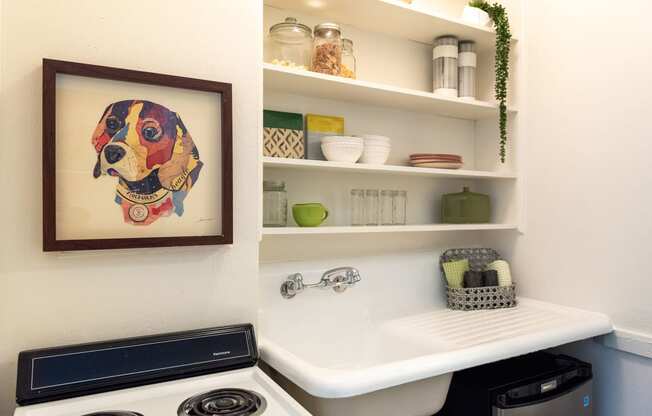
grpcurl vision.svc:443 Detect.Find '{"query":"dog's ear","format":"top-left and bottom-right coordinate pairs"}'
top-left (93, 155), bottom-right (102, 178)
top-left (158, 113), bottom-right (201, 191)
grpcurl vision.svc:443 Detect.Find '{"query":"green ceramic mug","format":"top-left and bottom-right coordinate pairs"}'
top-left (292, 203), bottom-right (329, 227)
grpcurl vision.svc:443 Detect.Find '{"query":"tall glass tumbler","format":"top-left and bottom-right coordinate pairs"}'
top-left (393, 190), bottom-right (407, 225)
top-left (381, 190), bottom-right (394, 225)
top-left (365, 189), bottom-right (379, 225)
top-left (351, 189), bottom-right (365, 226)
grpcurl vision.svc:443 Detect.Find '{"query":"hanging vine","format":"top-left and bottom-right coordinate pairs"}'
top-left (469, 1), bottom-right (511, 162)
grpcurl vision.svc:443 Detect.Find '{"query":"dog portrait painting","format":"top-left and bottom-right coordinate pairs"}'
top-left (44, 59), bottom-right (232, 251)
top-left (91, 100), bottom-right (203, 225)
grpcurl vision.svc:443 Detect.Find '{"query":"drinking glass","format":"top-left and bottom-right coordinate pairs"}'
top-left (365, 189), bottom-right (379, 225)
top-left (393, 190), bottom-right (407, 225)
top-left (380, 190), bottom-right (394, 225)
top-left (351, 189), bottom-right (365, 226)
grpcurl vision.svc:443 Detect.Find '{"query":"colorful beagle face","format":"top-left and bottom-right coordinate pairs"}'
top-left (92, 100), bottom-right (203, 225)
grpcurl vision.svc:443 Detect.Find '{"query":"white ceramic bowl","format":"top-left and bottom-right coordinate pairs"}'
top-left (322, 135), bottom-right (363, 145)
top-left (358, 134), bottom-right (391, 142)
top-left (360, 146), bottom-right (390, 165)
top-left (364, 143), bottom-right (391, 150)
top-left (321, 141), bottom-right (364, 163)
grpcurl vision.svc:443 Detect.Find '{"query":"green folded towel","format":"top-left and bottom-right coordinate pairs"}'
top-left (442, 259), bottom-right (469, 288)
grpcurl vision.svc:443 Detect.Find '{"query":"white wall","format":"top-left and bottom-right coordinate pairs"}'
top-left (0, 1), bottom-right (262, 413)
top-left (492, 0), bottom-right (652, 414)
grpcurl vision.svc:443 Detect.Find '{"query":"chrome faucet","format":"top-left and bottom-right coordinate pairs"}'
top-left (280, 267), bottom-right (361, 299)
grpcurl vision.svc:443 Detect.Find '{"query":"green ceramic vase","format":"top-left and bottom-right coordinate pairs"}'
top-left (441, 186), bottom-right (491, 224)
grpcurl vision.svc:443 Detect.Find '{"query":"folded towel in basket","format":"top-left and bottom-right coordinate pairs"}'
top-left (442, 258), bottom-right (469, 288)
top-left (486, 260), bottom-right (512, 286)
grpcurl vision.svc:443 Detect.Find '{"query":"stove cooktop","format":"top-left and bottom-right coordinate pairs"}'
top-left (13, 325), bottom-right (309, 416)
top-left (15, 367), bottom-right (308, 415)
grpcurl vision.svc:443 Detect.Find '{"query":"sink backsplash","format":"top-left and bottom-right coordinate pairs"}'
top-left (259, 250), bottom-right (472, 337)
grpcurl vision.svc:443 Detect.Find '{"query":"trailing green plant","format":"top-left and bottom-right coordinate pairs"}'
top-left (468, 1), bottom-right (511, 163)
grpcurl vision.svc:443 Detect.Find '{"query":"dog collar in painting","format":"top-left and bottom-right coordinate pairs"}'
top-left (116, 183), bottom-right (170, 205)
top-left (115, 183), bottom-right (175, 224)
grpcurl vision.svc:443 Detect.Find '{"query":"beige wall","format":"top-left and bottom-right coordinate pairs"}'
top-left (0, 1), bottom-right (262, 413)
top-left (494, 0), bottom-right (652, 414)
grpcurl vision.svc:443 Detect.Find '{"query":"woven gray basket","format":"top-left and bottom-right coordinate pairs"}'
top-left (439, 248), bottom-right (516, 311)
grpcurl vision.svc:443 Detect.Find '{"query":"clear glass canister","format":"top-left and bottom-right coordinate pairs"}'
top-left (268, 17), bottom-right (312, 70)
top-left (340, 38), bottom-right (356, 79)
top-left (458, 41), bottom-right (477, 99)
top-left (311, 22), bottom-right (342, 75)
top-left (263, 181), bottom-right (288, 227)
top-left (433, 35), bottom-right (459, 97)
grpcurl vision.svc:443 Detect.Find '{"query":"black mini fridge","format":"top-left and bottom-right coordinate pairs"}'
top-left (438, 352), bottom-right (593, 415)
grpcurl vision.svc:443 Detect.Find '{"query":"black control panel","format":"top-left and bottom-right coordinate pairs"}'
top-left (16, 324), bottom-right (257, 405)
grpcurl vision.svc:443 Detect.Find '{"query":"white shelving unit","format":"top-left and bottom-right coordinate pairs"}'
top-left (264, 64), bottom-right (517, 120)
top-left (260, 0), bottom-right (523, 245)
top-left (263, 224), bottom-right (518, 236)
top-left (263, 157), bottom-right (516, 180)
top-left (263, 0), bottom-right (517, 52)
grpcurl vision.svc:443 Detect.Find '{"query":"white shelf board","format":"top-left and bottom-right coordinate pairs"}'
top-left (263, 157), bottom-right (517, 180)
top-left (263, 0), bottom-right (517, 52)
top-left (264, 64), bottom-right (515, 120)
top-left (263, 224), bottom-right (518, 235)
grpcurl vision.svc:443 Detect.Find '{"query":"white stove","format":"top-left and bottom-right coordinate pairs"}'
top-left (13, 325), bottom-right (309, 416)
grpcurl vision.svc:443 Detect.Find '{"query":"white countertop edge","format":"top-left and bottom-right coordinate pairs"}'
top-left (259, 299), bottom-right (613, 398)
top-left (596, 326), bottom-right (652, 359)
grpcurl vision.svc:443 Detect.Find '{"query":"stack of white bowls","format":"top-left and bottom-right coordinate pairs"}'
top-left (321, 136), bottom-right (364, 163)
top-left (358, 135), bottom-right (391, 164)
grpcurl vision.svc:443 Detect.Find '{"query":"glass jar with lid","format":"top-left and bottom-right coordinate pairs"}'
top-left (311, 22), bottom-right (342, 75)
top-left (432, 35), bottom-right (459, 97)
top-left (340, 38), bottom-right (356, 79)
top-left (458, 41), bottom-right (477, 99)
top-left (263, 181), bottom-right (288, 227)
top-left (268, 17), bottom-right (312, 70)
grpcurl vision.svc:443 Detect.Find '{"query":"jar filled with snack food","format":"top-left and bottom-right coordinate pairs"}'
top-left (268, 17), bottom-right (312, 70)
top-left (311, 22), bottom-right (342, 75)
top-left (340, 38), bottom-right (356, 79)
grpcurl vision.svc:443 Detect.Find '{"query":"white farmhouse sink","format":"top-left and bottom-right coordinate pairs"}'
top-left (258, 253), bottom-right (613, 416)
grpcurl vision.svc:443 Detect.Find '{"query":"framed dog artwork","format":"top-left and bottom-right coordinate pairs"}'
top-left (42, 59), bottom-right (233, 251)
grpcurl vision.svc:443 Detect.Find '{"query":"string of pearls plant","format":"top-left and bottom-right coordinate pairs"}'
top-left (469, 1), bottom-right (511, 163)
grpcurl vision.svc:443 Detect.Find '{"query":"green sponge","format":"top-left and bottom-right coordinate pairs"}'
top-left (442, 259), bottom-right (469, 288)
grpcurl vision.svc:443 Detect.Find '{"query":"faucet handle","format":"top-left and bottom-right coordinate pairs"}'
top-left (280, 273), bottom-right (305, 299)
top-left (322, 267), bottom-right (361, 293)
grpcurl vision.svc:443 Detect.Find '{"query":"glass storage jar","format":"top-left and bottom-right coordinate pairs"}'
top-left (268, 17), bottom-right (312, 70)
top-left (340, 38), bottom-right (356, 79)
top-left (458, 41), bottom-right (477, 99)
top-left (433, 35), bottom-right (459, 97)
top-left (311, 22), bottom-right (342, 75)
top-left (263, 181), bottom-right (288, 227)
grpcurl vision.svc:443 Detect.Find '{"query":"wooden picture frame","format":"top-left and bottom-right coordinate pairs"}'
top-left (43, 59), bottom-right (233, 251)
